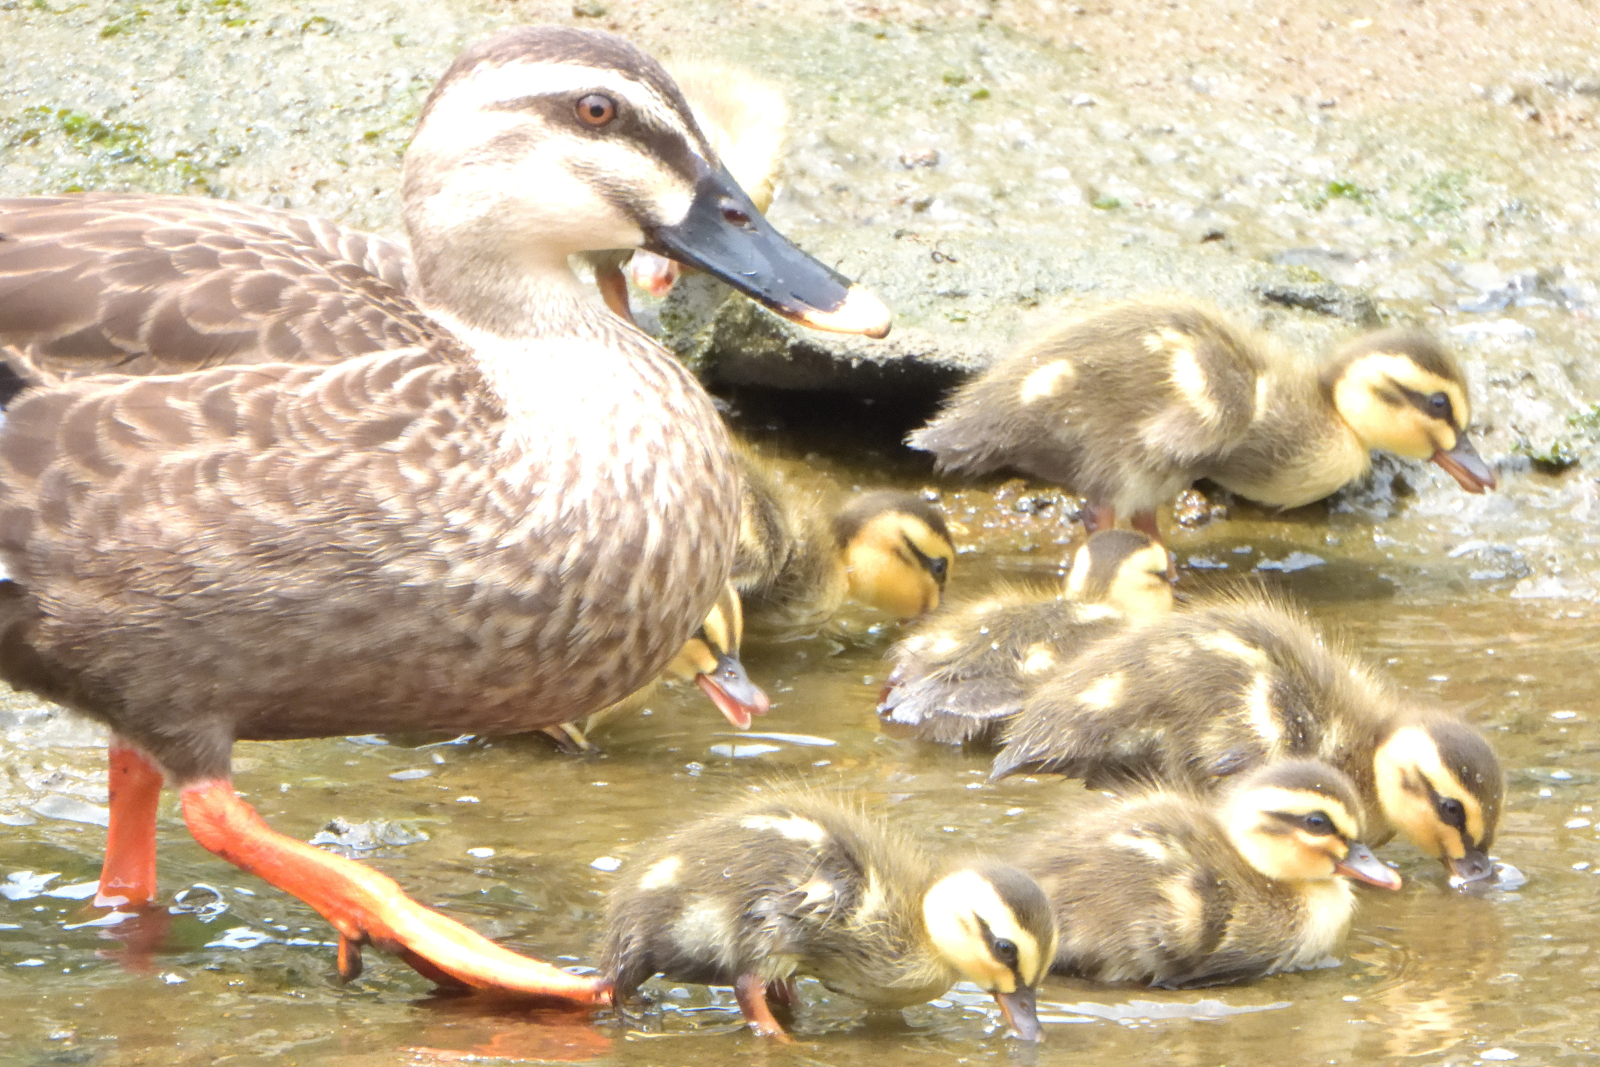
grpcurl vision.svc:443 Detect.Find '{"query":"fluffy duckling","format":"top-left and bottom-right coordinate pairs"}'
top-left (878, 530), bottom-right (1173, 746)
top-left (1024, 760), bottom-right (1402, 987)
top-left (543, 582), bottom-right (768, 752)
top-left (601, 788), bottom-right (1057, 1040)
top-left (909, 302), bottom-right (1496, 541)
top-left (993, 592), bottom-right (1505, 884)
top-left (587, 59), bottom-right (788, 323)
top-left (734, 449), bottom-right (955, 627)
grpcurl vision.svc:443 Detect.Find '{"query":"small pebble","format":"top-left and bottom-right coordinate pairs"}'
top-left (591, 856), bottom-right (622, 872)
top-left (456, 795), bottom-right (480, 804)
top-left (1551, 711), bottom-right (1578, 720)
top-left (389, 768), bottom-right (432, 781)
top-left (1564, 819), bottom-right (1591, 829)
top-left (1481, 1050), bottom-right (1518, 1062)
top-left (466, 847), bottom-right (494, 859)
top-left (1551, 770), bottom-right (1573, 780)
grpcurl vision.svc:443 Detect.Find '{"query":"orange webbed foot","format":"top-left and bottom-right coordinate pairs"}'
top-left (180, 779), bottom-right (608, 1006)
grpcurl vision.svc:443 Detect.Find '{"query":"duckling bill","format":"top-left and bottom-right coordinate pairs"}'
top-left (909, 301), bottom-right (1494, 541)
top-left (601, 789), bottom-right (1057, 1040)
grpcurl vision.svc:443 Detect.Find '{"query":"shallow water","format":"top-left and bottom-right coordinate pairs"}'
top-left (3, 1), bottom-right (1600, 1065)
top-left (2, 465), bottom-right (1598, 1066)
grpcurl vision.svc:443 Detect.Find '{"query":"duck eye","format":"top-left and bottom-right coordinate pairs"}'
top-left (575, 93), bottom-right (617, 127)
top-left (1301, 812), bottom-right (1334, 836)
top-left (992, 938), bottom-right (1019, 967)
top-left (1436, 796), bottom-right (1466, 829)
top-left (927, 556), bottom-right (949, 582)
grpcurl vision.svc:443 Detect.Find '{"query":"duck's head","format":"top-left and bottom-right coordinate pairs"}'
top-left (663, 582), bottom-right (769, 729)
top-left (922, 864), bottom-right (1058, 1042)
top-left (1373, 715), bottom-right (1504, 884)
top-left (1224, 760), bottom-right (1404, 890)
top-left (1063, 530), bottom-right (1174, 621)
top-left (401, 26), bottom-right (889, 337)
top-left (1323, 331), bottom-right (1496, 493)
top-left (834, 492), bottom-right (955, 619)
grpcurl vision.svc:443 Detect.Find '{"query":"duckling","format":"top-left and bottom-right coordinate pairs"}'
top-left (600, 788), bottom-right (1056, 1040)
top-left (908, 301), bottom-right (1496, 541)
top-left (542, 582), bottom-right (768, 752)
top-left (583, 58), bottom-right (788, 324)
top-left (734, 448), bottom-right (956, 627)
top-left (0, 26), bottom-right (890, 1002)
top-left (992, 591), bottom-right (1505, 883)
top-left (878, 530), bottom-right (1173, 746)
top-left (1023, 760), bottom-right (1402, 987)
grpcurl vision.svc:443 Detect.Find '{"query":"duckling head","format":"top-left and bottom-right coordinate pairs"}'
top-left (834, 492), bottom-right (956, 619)
top-left (1224, 760), bottom-right (1404, 890)
top-left (1063, 530), bottom-right (1175, 621)
top-left (1373, 715), bottom-right (1504, 884)
top-left (401, 26), bottom-right (889, 337)
top-left (922, 864), bottom-right (1058, 1042)
top-left (1323, 331), bottom-right (1496, 493)
top-left (663, 582), bottom-right (770, 729)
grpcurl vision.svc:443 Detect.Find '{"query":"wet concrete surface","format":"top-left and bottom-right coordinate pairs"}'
top-left (3, 2), bottom-right (1600, 1065)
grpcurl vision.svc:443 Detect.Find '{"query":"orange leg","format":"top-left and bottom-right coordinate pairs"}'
top-left (734, 973), bottom-right (793, 1041)
top-left (593, 264), bottom-right (638, 327)
top-left (180, 779), bottom-right (608, 1006)
top-left (95, 740), bottom-right (165, 908)
top-left (1130, 509), bottom-right (1177, 580)
top-left (1082, 501), bottom-right (1116, 533)
top-left (1130, 509), bottom-right (1164, 544)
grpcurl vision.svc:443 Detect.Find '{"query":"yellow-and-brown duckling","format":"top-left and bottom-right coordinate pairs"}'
top-left (600, 788), bottom-right (1057, 1040)
top-left (908, 301), bottom-right (1496, 541)
top-left (878, 529), bottom-right (1173, 746)
top-left (734, 448), bottom-right (956, 628)
top-left (1022, 759), bottom-right (1402, 987)
top-left (0, 26), bottom-right (890, 1002)
top-left (993, 591), bottom-right (1505, 884)
top-left (543, 581), bottom-right (769, 752)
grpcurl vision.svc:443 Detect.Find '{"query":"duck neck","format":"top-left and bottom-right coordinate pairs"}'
top-left (413, 241), bottom-right (604, 342)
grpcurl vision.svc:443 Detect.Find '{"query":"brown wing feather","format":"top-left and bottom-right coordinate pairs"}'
top-left (0, 194), bottom-right (438, 383)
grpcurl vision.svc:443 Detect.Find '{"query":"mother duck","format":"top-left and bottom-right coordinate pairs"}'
top-left (0, 26), bottom-right (889, 1004)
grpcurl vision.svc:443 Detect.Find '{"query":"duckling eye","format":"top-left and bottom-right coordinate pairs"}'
top-left (927, 556), bottom-right (949, 582)
top-left (1300, 812), bottom-right (1334, 836)
top-left (575, 94), bottom-right (617, 127)
top-left (1436, 796), bottom-right (1467, 829)
top-left (1428, 392), bottom-right (1454, 421)
top-left (992, 938), bottom-right (1019, 968)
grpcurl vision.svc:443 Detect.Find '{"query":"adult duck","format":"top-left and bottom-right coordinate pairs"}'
top-left (0, 25), bottom-right (890, 1005)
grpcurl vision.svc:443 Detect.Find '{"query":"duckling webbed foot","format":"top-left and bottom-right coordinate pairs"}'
top-left (181, 779), bottom-right (608, 1006)
top-left (733, 973), bottom-right (794, 1041)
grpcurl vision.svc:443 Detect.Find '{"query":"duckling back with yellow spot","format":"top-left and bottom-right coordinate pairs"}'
top-left (991, 590), bottom-right (1398, 808)
top-left (600, 789), bottom-right (954, 1008)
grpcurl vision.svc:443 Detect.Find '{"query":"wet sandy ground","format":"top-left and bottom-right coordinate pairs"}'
top-left (3, 2), bottom-right (1600, 1066)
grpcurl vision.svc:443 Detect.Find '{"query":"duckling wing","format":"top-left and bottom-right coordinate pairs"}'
top-left (881, 597), bottom-right (1119, 746)
top-left (0, 194), bottom-right (437, 385)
